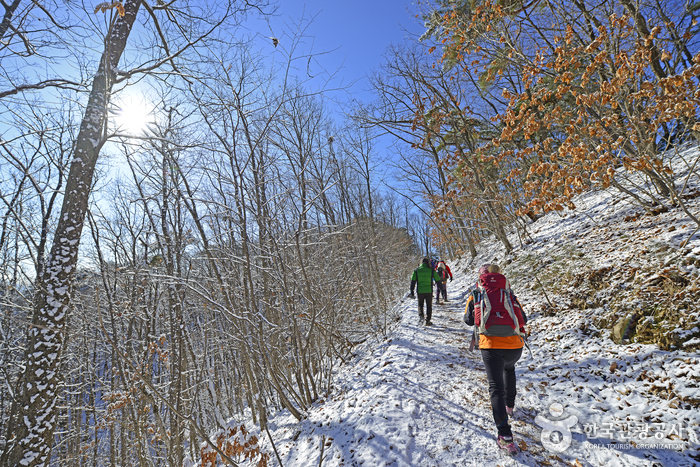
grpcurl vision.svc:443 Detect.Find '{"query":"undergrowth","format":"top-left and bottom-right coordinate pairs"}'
top-left (506, 239), bottom-right (700, 351)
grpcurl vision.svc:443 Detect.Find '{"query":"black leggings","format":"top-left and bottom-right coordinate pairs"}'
top-left (435, 281), bottom-right (447, 300)
top-left (417, 292), bottom-right (433, 321)
top-left (481, 347), bottom-right (523, 437)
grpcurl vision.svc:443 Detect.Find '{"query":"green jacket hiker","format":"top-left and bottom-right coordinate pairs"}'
top-left (409, 258), bottom-right (440, 326)
top-left (410, 262), bottom-right (439, 294)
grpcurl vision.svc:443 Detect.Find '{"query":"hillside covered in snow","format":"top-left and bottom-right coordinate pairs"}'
top-left (196, 146), bottom-right (700, 467)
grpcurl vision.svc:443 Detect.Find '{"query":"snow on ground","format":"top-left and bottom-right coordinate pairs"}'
top-left (256, 295), bottom-right (698, 466)
top-left (201, 146), bottom-right (700, 466)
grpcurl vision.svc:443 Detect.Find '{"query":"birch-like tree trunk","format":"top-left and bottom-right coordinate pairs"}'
top-left (0, 2), bottom-right (142, 465)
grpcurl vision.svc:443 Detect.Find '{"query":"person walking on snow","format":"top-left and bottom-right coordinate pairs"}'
top-left (464, 264), bottom-right (526, 455)
top-left (409, 257), bottom-right (440, 326)
top-left (464, 264), bottom-right (490, 351)
top-left (465, 264), bottom-right (526, 350)
top-left (434, 259), bottom-right (453, 304)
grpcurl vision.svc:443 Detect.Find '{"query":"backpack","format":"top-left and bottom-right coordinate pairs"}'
top-left (436, 266), bottom-right (448, 282)
top-left (474, 273), bottom-right (525, 337)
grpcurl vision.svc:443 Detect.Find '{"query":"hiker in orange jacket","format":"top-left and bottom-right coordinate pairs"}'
top-left (464, 263), bottom-right (526, 455)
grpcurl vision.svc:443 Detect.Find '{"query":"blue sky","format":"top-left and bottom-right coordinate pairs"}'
top-left (263, 1), bottom-right (424, 102)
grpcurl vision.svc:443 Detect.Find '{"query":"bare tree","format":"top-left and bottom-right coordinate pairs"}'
top-left (358, 42), bottom-right (492, 256)
top-left (1, 1), bottom-right (270, 465)
top-left (1, 4), bottom-right (143, 464)
top-left (1, 4), bottom-right (423, 465)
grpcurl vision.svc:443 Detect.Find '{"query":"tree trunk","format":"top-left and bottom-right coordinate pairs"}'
top-left (1, 3), bottom-right (141, 466)
top-left (0, 0), bottom-right (21, 42)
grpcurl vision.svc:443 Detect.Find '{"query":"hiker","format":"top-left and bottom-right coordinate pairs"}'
top-left (464, 263), bottom-right (527, 455)
top-left (434, 259), bottom-right (453, 304)
top-left (409, 257), bottom-right (440, 326)
top-left (464, 264), bottom-right (527, 349)
top-left (429, 255), bottom-right (438, 270)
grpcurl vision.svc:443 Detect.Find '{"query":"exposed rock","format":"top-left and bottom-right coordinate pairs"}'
top-left (612, 313), bottom-right (640, 344)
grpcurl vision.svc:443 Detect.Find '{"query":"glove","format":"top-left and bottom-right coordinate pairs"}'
top-left (450, 277), bottom-right (453, 282)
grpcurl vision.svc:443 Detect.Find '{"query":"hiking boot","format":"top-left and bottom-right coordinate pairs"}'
top-left (506, 406), bottom-right (514, 416)
top-left (497, 436), bottom-right (517, 455)
top-left (425, 320), bottom-right (432, 326)
top-left (418, 314), bottom-right (425, 324)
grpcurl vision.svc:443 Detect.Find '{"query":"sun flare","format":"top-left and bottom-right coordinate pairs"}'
top-left (114, 97), bottom-right (153, 135)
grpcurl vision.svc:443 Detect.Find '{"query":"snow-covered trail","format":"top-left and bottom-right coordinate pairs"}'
top-left (267, 285), bottom-right (557, 467)
top-left (379, 295), bottom-right (546, 466)
top-left (249, 152), bottom-right (700, 467)
top-left (263, 271), bottom-right (697, 467)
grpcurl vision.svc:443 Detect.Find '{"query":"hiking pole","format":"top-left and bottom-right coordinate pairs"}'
top-left (522, 335), bottom-right (533, 359)
top-left (533, 268), bottom-right (555, 310)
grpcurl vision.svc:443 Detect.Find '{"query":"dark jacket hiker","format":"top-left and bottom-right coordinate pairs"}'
top-left (434, 260), bottom-right (453, 303)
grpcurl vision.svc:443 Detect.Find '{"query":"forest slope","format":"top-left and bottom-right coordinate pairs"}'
top-left (196, 146), bottom-right (700, 467)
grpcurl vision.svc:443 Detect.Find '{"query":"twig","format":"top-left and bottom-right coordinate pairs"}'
top-left (580, 210), bottom-right (601, 226)
top-left (680, 224), bottom-right (700, 249)
top-left (533, 268), bottom-right (555, 310)
top-left (265, 423), bottom-right (284, 467)
top-left (318, 435), bottom-right (327, 467)
top-left (97, 312), bottom-right (241, 467)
